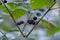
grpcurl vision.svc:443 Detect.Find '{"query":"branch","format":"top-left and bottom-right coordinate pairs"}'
top-left (22, 11), bottom-right (32, 32)
top-left (26, 2), bottom-right (56, 37)
top-left (1, 0), bottom-right (25, 37)
top-left (22, 5), bottom-right (33, 32)
top-left (22, 23), bottom-right (27, 32)
top-left (0, 31), bottom-right (8, 40)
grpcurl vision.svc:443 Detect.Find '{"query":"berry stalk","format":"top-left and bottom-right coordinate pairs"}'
top-left (26, 2), bottom-right (56, 37)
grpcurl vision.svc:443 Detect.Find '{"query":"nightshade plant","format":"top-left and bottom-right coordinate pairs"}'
top-left (0, 0), bottom-right (60, 40)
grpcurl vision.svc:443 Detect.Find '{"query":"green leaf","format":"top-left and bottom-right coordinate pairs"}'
top-left (0, 15), bottom-right (19, 32)
top-left (7, 2), bottom-right (22, 10)
top-left (41, 19), bottom-right (60, 36)
top-left (47, 27), bottom-right (60, 36)
top-left (41, 19), bottom-right (55, 28)
top-left (30, 0), bottom-right (54, 9)
top-left (7, 2), bottom-right (27, 19)
top-left (12, 9), bottom-right (27, 19)
top-left (0, 5), bottom-right (8, 13)
top-left (0, 24), bottom-right (18, 32)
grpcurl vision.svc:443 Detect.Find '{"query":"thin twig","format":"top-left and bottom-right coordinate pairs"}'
top-left (1, 0), bottom-right (25, 37)
top-left (22, 23), bottom-right (27, 32)
top-left (22, 5), bottom-right (32, 32)
top-left (0, 31), bottom-right (8, 40)
top-left (26, 2), bottom-right (56, 37)
top-left (22, 12), bottom-right (29, 32)
top-left (22, 11), bottom-right (33, 33)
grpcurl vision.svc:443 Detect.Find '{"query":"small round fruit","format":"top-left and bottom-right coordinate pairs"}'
top-left (3, 0), bottom-right (7, 3)
top-left (27, 20), bottom-right (34, 24)
top-left (32, 21), bottom-right (35, 25)
top-left (33, 16), bottom-right (37, 20)
top-left (17, 21), bottom-right (24, 25)
top-left (23, 0), bottom-right (27, 1)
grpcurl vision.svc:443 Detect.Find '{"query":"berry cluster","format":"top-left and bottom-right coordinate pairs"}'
top-left (17, 16), bottom-right (37, 25)
top-left (27, 20), bottom-right (35, 25)
top-left (27, 16), bottom-right (37, 25)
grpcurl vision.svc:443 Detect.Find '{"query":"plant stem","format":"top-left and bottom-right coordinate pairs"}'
top-left (26, 2), bottom-right (56, 37)
top-left (22, 4), bottom-right (33, 33)
top-left (1, 0), bottom-right (25, 37)
top-left (22, 23), bottom-right (27, 32)
top-left (0, 31), bottom-right (8, 40)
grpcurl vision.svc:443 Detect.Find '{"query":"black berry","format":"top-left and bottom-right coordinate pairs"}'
top-left (27, 20), bottom-right (34, 24)
top-left (32, 21), bottom-right (35, 25)
top-left (3, 0), bottom-right (7, 3)
top-left (17, 21), bottom-right (24, 25)
top-left (33, 16), bottom-right (37, 20)
top-left (23, 0), bottom-right (27, 1)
